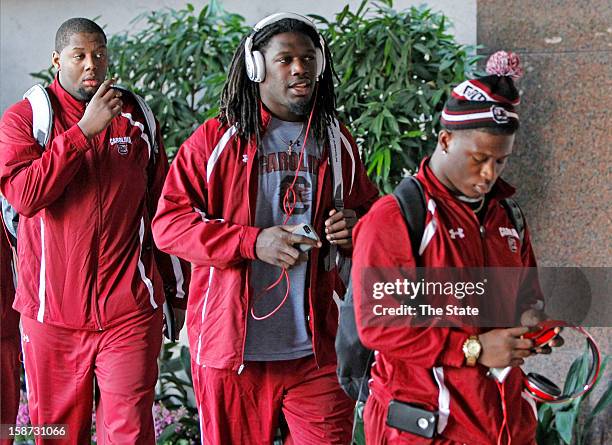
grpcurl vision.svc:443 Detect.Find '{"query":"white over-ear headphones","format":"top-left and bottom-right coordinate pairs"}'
top-left (244, 12), bottom-right (326, 83)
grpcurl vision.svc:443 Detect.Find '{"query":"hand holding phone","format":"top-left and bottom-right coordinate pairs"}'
top-left (292, 224), bottom-right (320, 252)
top-left (523, 319), bottom-right (564, 348)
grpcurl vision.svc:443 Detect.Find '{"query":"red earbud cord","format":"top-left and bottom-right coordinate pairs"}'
top-left (250, 84), bottom-right (319, 320)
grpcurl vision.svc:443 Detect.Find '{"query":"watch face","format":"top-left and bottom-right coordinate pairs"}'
top-left (467, 342), bottom-right (480, 355)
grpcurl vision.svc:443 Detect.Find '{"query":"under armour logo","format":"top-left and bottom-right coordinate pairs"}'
top-left (449, 228), bottom-right (465, 239)
top-left (242, 154), bottom-right (249, 163)
top-left (22, 334), bottom-right (30, 343)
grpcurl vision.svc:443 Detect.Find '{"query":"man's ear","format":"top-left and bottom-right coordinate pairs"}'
top-left (438, 129), bottom-right (452, 152)
top-left (52, 51), bottom-right (61, 70)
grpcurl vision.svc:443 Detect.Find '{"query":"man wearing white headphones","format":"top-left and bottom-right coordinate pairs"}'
top-left (153, 12), bottom-right (379, 444)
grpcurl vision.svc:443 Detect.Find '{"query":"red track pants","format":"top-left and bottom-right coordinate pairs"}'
top-left (193, 355), bottom-right (354, 445)
top-left (20, 310), bottom-right (162, 445)
top-left (0, 312), bottom-right (20, 445)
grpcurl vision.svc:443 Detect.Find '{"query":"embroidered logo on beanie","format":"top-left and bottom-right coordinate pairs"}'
top-left (491, 105), bottom-right (510, 124)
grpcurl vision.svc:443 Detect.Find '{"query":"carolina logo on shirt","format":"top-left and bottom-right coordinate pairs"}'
top-left (499, 227), bottom-right (519, 253)
top-left (280, 175), bottom-right (311, 215)
top-left (499, 227), bottom-right (519, 239)
top-left (259, 151), bottom-right (320, 175)
top-left (110, 136), bottom-right (132, 156)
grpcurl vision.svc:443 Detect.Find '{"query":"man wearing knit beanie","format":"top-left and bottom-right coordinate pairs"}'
top-left (351, 52), bottom-right (563, 444)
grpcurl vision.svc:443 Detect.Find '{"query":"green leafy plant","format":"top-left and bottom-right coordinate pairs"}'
top-left (536, 350), bottom-right (611, 445)
top-left (316, 0), bottom-right (480, 192)
top-left (155, 342), bottom-right (200, 444)
top-left (351, 401), bottom-right (367, 445)
top-left (108, 1), bottom-right (247, 158)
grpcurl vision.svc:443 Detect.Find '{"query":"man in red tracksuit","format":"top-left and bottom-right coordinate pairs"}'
top-left (153, 13), bottom-right (379, 445)
top-left (1, 210), bottom-right (20, 445)
top-left (0, 18), bottom-right (189, 444)
top-left (352, 52), bottom-right (560, 444)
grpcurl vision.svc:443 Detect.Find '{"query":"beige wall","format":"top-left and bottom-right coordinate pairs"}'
top-left (0, 0), bottom-right (476, 112)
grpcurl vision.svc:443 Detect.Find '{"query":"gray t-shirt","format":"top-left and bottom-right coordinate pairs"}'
top-left (244, 118), bottom-right (322, 361)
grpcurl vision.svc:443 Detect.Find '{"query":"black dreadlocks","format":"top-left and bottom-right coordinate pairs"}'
top-left (219, 19), bottom-right (337, 148)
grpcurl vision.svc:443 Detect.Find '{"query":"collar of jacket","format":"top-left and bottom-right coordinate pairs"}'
top-left (49, 74), bottom-right (88, 119)
top-left (417, 156), bottom-right (516, 205)
top-left (236, 103), bottom-right (273, 156)
top-left (259, 102), bottom-right (273, 134)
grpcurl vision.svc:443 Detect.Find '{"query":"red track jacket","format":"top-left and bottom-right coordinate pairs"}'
top-left (152, 109), bottom-right (379, 371)
top-left (352, 159), bottom-right (543, 444)
top-left (0, 78), bottom-right (189, 330)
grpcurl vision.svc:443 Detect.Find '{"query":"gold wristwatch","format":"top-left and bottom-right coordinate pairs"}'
top-left (462, 335), bottom-right (482, 367)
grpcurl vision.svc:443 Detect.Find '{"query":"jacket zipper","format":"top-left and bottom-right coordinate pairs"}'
top-left (477, 209), bottom-right (488, 264)
top-left (308, 153), bottom-right (330, 369)
top-left (238, 142), bottom-right (257, 375)
top-left (91, 136), bottom-right (103, 331)
top-left (465, 200), bottom-right (489, 264)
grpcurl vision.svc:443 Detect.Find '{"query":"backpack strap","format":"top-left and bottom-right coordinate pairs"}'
top-left (1, 198), bottom-right (18, 244)
top-left (112, 87), bottom-right (159, 161)
top-left (23, 84), bottom-right (53, 148)
top-left (131, 92), bottom-right (159, 159)
top-left (324, 119), bottom-right (345, 274)
top-left (501, 198), bottom-right (525, 243)
top-left (3, 84), bottom-right (54, 247)
top-left (392, 176), bottom-right (427, 259)
top-left (327, 118), bottom-right (344, 211)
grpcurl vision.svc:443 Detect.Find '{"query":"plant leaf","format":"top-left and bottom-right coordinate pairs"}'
top-left (555, 410), bottom-right (577, 445)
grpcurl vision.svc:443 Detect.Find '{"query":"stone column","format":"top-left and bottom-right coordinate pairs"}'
top-left (478, 1), bottom-right (611, 443)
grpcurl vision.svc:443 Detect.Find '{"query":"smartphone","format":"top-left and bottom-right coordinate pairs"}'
top-left (292, 223), bottom-right (320, 252)
top-left (523, 320), bottom-right (563, 348)
top-left (386, 400), bottom-right (438, 438)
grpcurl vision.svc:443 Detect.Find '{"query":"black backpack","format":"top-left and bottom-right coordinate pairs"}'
top-left (335, 176), bottom-right (525, 402)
